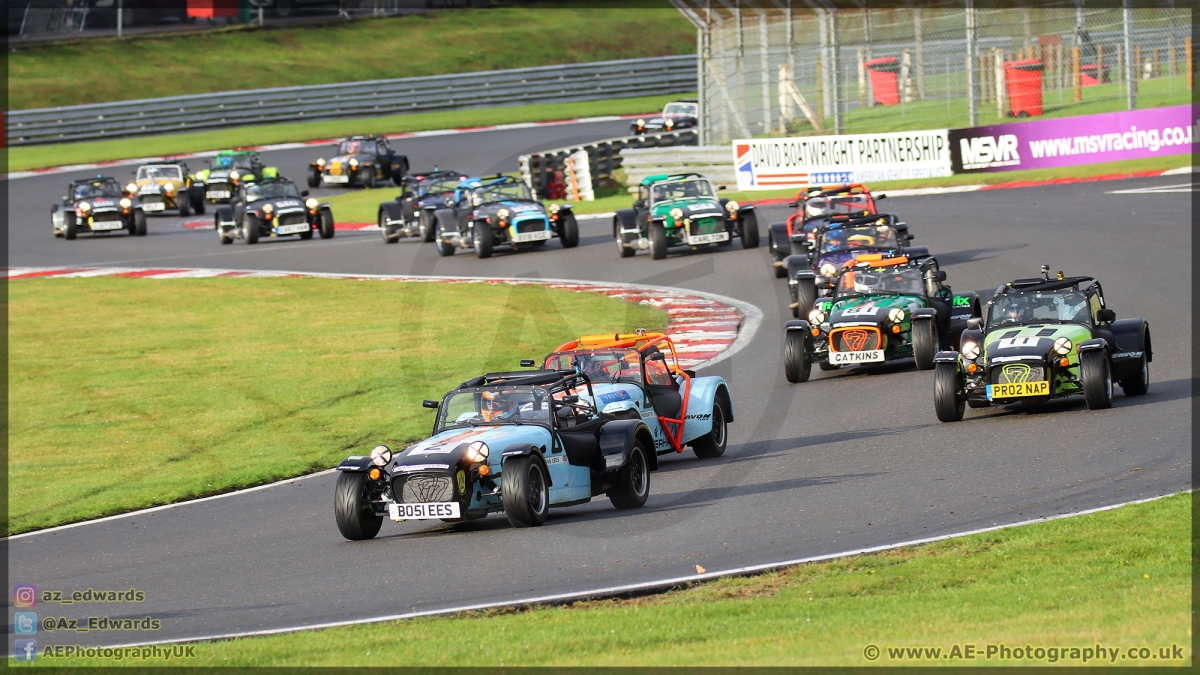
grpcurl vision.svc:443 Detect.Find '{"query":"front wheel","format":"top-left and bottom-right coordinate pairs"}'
top-left (558, 211), bottom-right (579, 248)
top-left (435, 213), bottom-right (457, 257)
top-left (418, 210), bottom-right (436, 242)
top-left (132, 210), bottom-right (147, 236)
top-left (1120, 338), bottom-right (1150, 396)
top-left (691, 397), bottom-right (728, 458)
top-left (608, 440), bottom-right (651, 509)
top-left (64, 212), bottom-right (78, 240)
top-left (912, 320), bottom-right (938, 370)
top-left (242, 214), bottom-right (259, 244)
top-left (502, 455), bottom-right (549, 528)
top-left (178, 193), bottom-right (191, 217)
top-left (319, 208), bottom-right (335, 239)
top-left (473, 221), bottom-right (493, 258)
top-left (1081, 350), bottom-right (1113, 410)
top-left (783, 331), bottom-right (812, 383)
top-left (739, 211), bottom-right (759, 249)
top-left (359, 167), bottom-right (376, 189)
top-left (933, 362), bottom-right (965, 422)
top-left (190, 191), bottom-right (206, 215)
top-left (380, 210), bottom-right (399, 244)
top-left (333, 471), bottom-right (383, 541)
top-left (649, 221), bottom-right (668, 260)
top-left (307, 165), bottom-right (321, 189)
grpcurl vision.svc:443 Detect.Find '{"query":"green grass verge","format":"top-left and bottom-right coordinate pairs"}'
top-left (37, 492), bottom-right (1190, 666)
top-left (7, 277), bottom-right (666, 534)
top-left (8, 2), bottom-right (694, 111)
top-left (7, 94), bottom-right (686, 174)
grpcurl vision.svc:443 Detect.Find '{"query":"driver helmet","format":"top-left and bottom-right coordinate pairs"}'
top-left (847, 234), bottom-right (875, 248)
top-left (471, 188), bottom-right (486, 207)
top-left (480, 390), bottom-right (516, 422)
top-left (1004, 295), bottom-right (1031, 322)
top-left (805, 197), bottom-right (828, 218)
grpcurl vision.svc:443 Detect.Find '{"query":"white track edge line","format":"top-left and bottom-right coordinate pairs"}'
top-left (84, 490), bottom-right (1187, 650)
top-left (4, 269), bottom-right (760, 540)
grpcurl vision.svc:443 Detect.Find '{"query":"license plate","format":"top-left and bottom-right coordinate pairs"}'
top-left (687, 232), bottom-right (730, 245)
top-left (986, 381), bottom-right (1050, 399)
top-left (830, 349), bottom-right (885, 364)
top-left (511, 230), bottom-right (551, 243)
top-left (276, 222), bottom-right (311, 235)
top-left (142, 202), bottom-right (165, 212)
top-left (323, 174), bottom-right (350, 184)
top-left (90, 220), bottom-right (124, 231)
top-left (208, 190), bottom-right (230, 199)
top-left (388, 502), bottom-right (460, 521)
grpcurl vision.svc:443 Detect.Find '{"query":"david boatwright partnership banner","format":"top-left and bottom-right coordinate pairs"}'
top-left (733, 130), bottom-right (951, 191)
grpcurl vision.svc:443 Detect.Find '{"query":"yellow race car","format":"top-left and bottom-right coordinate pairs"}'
top-left (124, 160), bottom-right (203, 216)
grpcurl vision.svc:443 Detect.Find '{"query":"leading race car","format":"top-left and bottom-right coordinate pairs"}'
top-left (308, 135), bottom-right (409, 189)
top-left (932, 267), bottom-right (1151, 422)
top-left (432, 175), bottom-right (578, 258)
top-left (193, 150), bottom-right (276, 204)
top-left (613, 173), bottom-right (758, 259)
top-left (782, 254), bottom-right (981, 383)
top-left (333, 368), bottom-right (656, 539)
top-left (52, 176), bottom-right (147, 240)
top-left (214, 176), bottom-right (334, 244)
top-left (378, 169), bottom-right (465, 244)
top-left (768, 183), bottom-right (881, 278)
top-left (630, 99), bottom-right (699, 135)
top-left (542, 331), bottom-right (733, 459)
top-left (125, 160), bottom-right (204, 217)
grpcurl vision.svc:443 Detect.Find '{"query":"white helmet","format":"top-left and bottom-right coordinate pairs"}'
top-left (805, 197), bottom-right (828, 218)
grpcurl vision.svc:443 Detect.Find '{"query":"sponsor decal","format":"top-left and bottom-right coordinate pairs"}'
top-left (996, 337), bottom-right (1040, 349)
top-left (392, 463), bottom-right (450, 472)
top-left (685, 413), bottom-right (711, 420)
top-left (952, 295), bottom-right (972, 307)
top-left (1112, 351), bottom-right (1143, 359)
top-left (841, 329), bottom-right (873, 352)
top-left (1001, 363), bottom-right (1034, 383)
top-left (840, 306), bottom-right (881, 317)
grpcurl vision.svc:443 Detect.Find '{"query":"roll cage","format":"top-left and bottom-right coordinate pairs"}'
top-left (832, 255), bottom-right (941, 301)
top-left (439, 369), bottom-right (599, 433)
top-left (985, 274), bottom-right (1103, 331)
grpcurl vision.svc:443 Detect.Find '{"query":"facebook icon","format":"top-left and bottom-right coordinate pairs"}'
top-left (14, 612), bottom-right (37, 634)
top-left (14, 639), bottom-right (38, 662)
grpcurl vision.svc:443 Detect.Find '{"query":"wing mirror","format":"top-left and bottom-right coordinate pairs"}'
top-left (561, 394), bottom-right (580, 404)
top-left (932, 270), bottom-right (947, 282)
top-left (62, 195), bottom-right (69, 202)
top-left (787, 201), bottom-right (799, 208)
top-left (422, 399), bottom-right (440, 409)
top-left (966, 317), bottom-right (983, 331)
top-left (876, 193), bottom-right (887, 200)
top-left (519, 359), bottom-right (535, 368)
top-left (1097, 308), bottom-right (1116, 323)
top-left (717, 185), bottom-right (727, 191)
top-left (301, 190), bottom-right (309, 197)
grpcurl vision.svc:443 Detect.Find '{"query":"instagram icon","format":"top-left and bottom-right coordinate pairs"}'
top-left (13, 585), bottom-right (37, 608)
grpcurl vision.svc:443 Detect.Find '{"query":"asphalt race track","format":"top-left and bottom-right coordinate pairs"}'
top-left (7, 120), bottom-right (1192, 646)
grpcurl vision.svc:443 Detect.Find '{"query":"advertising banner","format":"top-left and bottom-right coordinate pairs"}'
top-left (950, 104), bottom-right (1198, 173)
top-left (732, 129), bottom-right (952, 191)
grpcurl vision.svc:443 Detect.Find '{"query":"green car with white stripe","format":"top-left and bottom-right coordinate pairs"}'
top-left (933, 268), bottom-right (1152, 422)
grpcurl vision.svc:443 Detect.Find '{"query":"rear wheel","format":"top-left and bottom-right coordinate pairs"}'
top-left (64, 212), bottom-right (78, 240)
top-left (380, 210), bottom-right (399, 244)
top-left (789, 238), bottom-right (808, 256)
top-left (473, 221), bottom-right (493, 258)
top-left (307, 165), bottom-right (321, 188)
top-left (616, 220), bottom-right (635, 258)
top-left (933, 362), bottom-right (965, 422)
top-left (739, 211), bottom-right (759, 249)
top-left (359, 167), bottom-right (376, 189)
top-left (1120, 340), bottom-right (1150, 396)
top-left (690, 397), bottom-right (728, 458)
top-left (190, 190), bottom-right (206, 215)
top-left (1081, 350), bottom-right (1113, 410)
top-left (558, 211), bottom-right (579, 248)
top-left (435, 213), bottom-right (457, 257)
top-left (912, 320), bottom-right (938, 370)
top-left (608, 440), bottom-right (651, 509)
top-left (242, 214), bottom-right (259, 244)
top-left (333, 471), bottom-right (383, 541)
top-left (649, 221), bottom-right (668, 260)
top-left (318, 208), bottom-right (335, 239)
top-left (502, 455), bottom-right (549, 527)
top-left (784, 331), bottom-right (812, 383)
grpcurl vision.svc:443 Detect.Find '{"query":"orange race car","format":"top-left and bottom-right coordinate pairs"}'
top-left (767, 183), bottom-right (882, 278)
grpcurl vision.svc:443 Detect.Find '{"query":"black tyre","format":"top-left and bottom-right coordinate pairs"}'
top-left (357, 167), bottom-right (374, 189)
top-left (418, 210), bottom-right (436, 243)
top-left (690, 396), bottom-right (728, 458)
top-left (473, 221), bottom-right (493, 258)
top-left (739, 211), bottom-right (759, 249)
top-left (789, 238), bottom-right (808, 256)
top-left (608, 440), bottom-right (651, 509)
top-left (218, 219), bottom-right (233, 245)
top-left (1120, 338), bottom-right (1150, 396)
top-left (783, 330), bottom-right (812, 383)
top-left (133, 210), bottom-right (147, 236)
top-left (307, 165), bottom-right (321, 189)
top-left (649, 221), bottom-right (668, 260)
top-left (178, 193), bottom-right (191, 217)
top-left (912, 320), bottom-right (938, 370)
top-left (933, 362), bottom-right (965, 422)
top-left (501, 455), bottom-right (549, 528)
top-left (380, 210), bottom-right (399, 244)
top-left (615, 220), bottom-right (635, 258)
top-left (1081, 350), bottom-right (1113, 410)
top-left (558, 211), bottom-right (579, 248)
top-left (64, 212), bottom-right (78, 240)
top-left (319, 208), bottom-right (335, 239)
top-left (190, 191), bottom-right (206, 215)
top-left (435, 213), bottom-right (457, 257)
top-left (333, 471), bottom-right (383, 541)
top-left (299, 225), bottom-right (314, 240)
top-left (242, 214), bottom-right (259, 244)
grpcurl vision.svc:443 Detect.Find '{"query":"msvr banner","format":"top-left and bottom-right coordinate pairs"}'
top-left (733, 130), bottom-right (951, 191)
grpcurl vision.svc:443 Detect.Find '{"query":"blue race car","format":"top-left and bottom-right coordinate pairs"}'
top-left (334, 367), bottom-right (655, 539)
top-left (430, 175), bottom-right (579, 258)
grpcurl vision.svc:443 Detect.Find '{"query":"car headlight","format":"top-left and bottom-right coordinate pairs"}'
top-left (549, 203), bottom-right (560, 215)
top-left (887, 308), bottom-right (905, 323)
top-left (1053, 337), bottom-right (1073, 355)
top-left (317, 158), bottom-right (326, 166)
top-left (125, 182), bottom-right (137, 193)
top-left (119, 198), bottom-right (131, 208)
top-left (808, 308), bottom-right (825, 324)
top-left (664, 119), bottom-right (674, 129)
top-left (636, 118), bottom-right (645, 127)
top-left (229, 170), bottom-right (240, 181)
top-left (262, 203), bottom-right (273, 214)
top-left (305, 197), bottom-right (318, 209)
top-left (78, 201), bottom-right (91, 212)
top-left (497, 208), bottom-right (509, 219)
top-left (164, 183), bottom-right (175, 194)
top-left (349, 158), bottom-right (359, 167)
top-left (370, 444), bottom-right (392, 467)
top-left (961, 341), bottom-right (980, 360)
top-left (819, 263), bottom-right (837, 278)
top-left (725, 200), bottom-right (739, 213)
top-left (669, 207), bottom-right (684, 221)
top-left (466, 441), bottom-right (489, 463)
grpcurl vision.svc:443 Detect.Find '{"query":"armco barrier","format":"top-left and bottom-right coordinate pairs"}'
top-left (518, 129), bottom-right (698, 200)
top-left (8, 55), bottom-right (697, 146)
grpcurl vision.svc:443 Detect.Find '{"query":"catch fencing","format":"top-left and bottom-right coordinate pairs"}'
top-left (7, 55), bottom-right (697, 146)
top-left (672, 2), bottom-right (1192, 146)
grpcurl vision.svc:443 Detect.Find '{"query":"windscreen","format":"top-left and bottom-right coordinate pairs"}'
top-left (987, 290), bottom-right (1090, 329)
top-left (137, 166), bottom-right (183, 182)
top-left (210, 155), bottom-right (256, 170)
top-left (820, 225), bottom-right (898, 254)
top-left (650, 179), bottom-right (715, 203)
top-left (74, 181), bottom-right (121, 199)
top-left (420, 176), bottom-right (460, 195)
top-left (543, 349), bottom-right (644, 386)
top-left (338, 140), bottom-right (376, 155)
top-left (246, 182), bottom-right (301, 201)
top-left (836, 267), bottom-right (926, 296)
top-left (662, 103), bottom-right (698, 117)
top-left (435, 386), bottom-right (551, 432)
top-left (484, 180), bottom-right (533, 202)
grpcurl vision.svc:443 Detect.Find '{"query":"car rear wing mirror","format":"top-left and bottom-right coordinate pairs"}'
top-left (561, 394), bottom-right (580, 404)
top-left (966, 317), bottom-right (983, 331)
top-left (422, 399), bottom-right (440, 409)
top-left (301, 190), bottom-right (309, 197)
top-left (876, 194), bottom-right (887, 199)
top-left (717, 185), bottom-right (727, 190)
top-left (787, 201), bottom-right (799, 208)
top-left (519, 359), bottom-right (536, 367)
top-left (1097, 308), bottom-right (1116, 323)
top-left (932, 270), bottom-right (947, 282)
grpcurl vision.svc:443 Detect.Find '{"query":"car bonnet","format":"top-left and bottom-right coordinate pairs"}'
top-left (984, 324), bottom-right (1092, 362)
top-left (394, 425), bottom-right (551, 469)
top-left (829, 295), bottom-right (923, 326)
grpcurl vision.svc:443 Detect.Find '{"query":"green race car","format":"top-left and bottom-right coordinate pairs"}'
top-left (612, 173), bottom-right (758, 259)
top-left (192, 150), bottom-right (278, 204)
top-left (782, 254), bottom-right (980, 383)
top-left (932, 267), bottom-right (1152, 422)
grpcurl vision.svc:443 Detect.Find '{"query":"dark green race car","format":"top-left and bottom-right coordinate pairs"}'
top-left (932, 267), bottom-right (1151, 422)
top-left (613, 173), bottom-right (758, 259)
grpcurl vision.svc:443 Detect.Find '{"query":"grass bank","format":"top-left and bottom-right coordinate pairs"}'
top-left (6, 94), bottom-right (684, 174)
top-left (40, 492), bottom-right (1190, 666)
top-left (7, 276), bottom-right (666, 534)
top-left (8, 3), bottom-right (694, 110)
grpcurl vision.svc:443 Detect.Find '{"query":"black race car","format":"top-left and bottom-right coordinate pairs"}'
top-left (214, 177), bottom-right (334, 245)
top-left (432, 175), bottom-right (579, 259)
top-left (52, 176), bottom-right (147, 240)
top-left (630, 99), bottom-right (699, 135)
top-left (378, 169), bottom-right (465, 244)
top-left (308, 135), bottom-right (409, 189)
top-left (195, 151), bottom-right (276, 205)
top-left (768, 184), bottom-right (881, 278)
